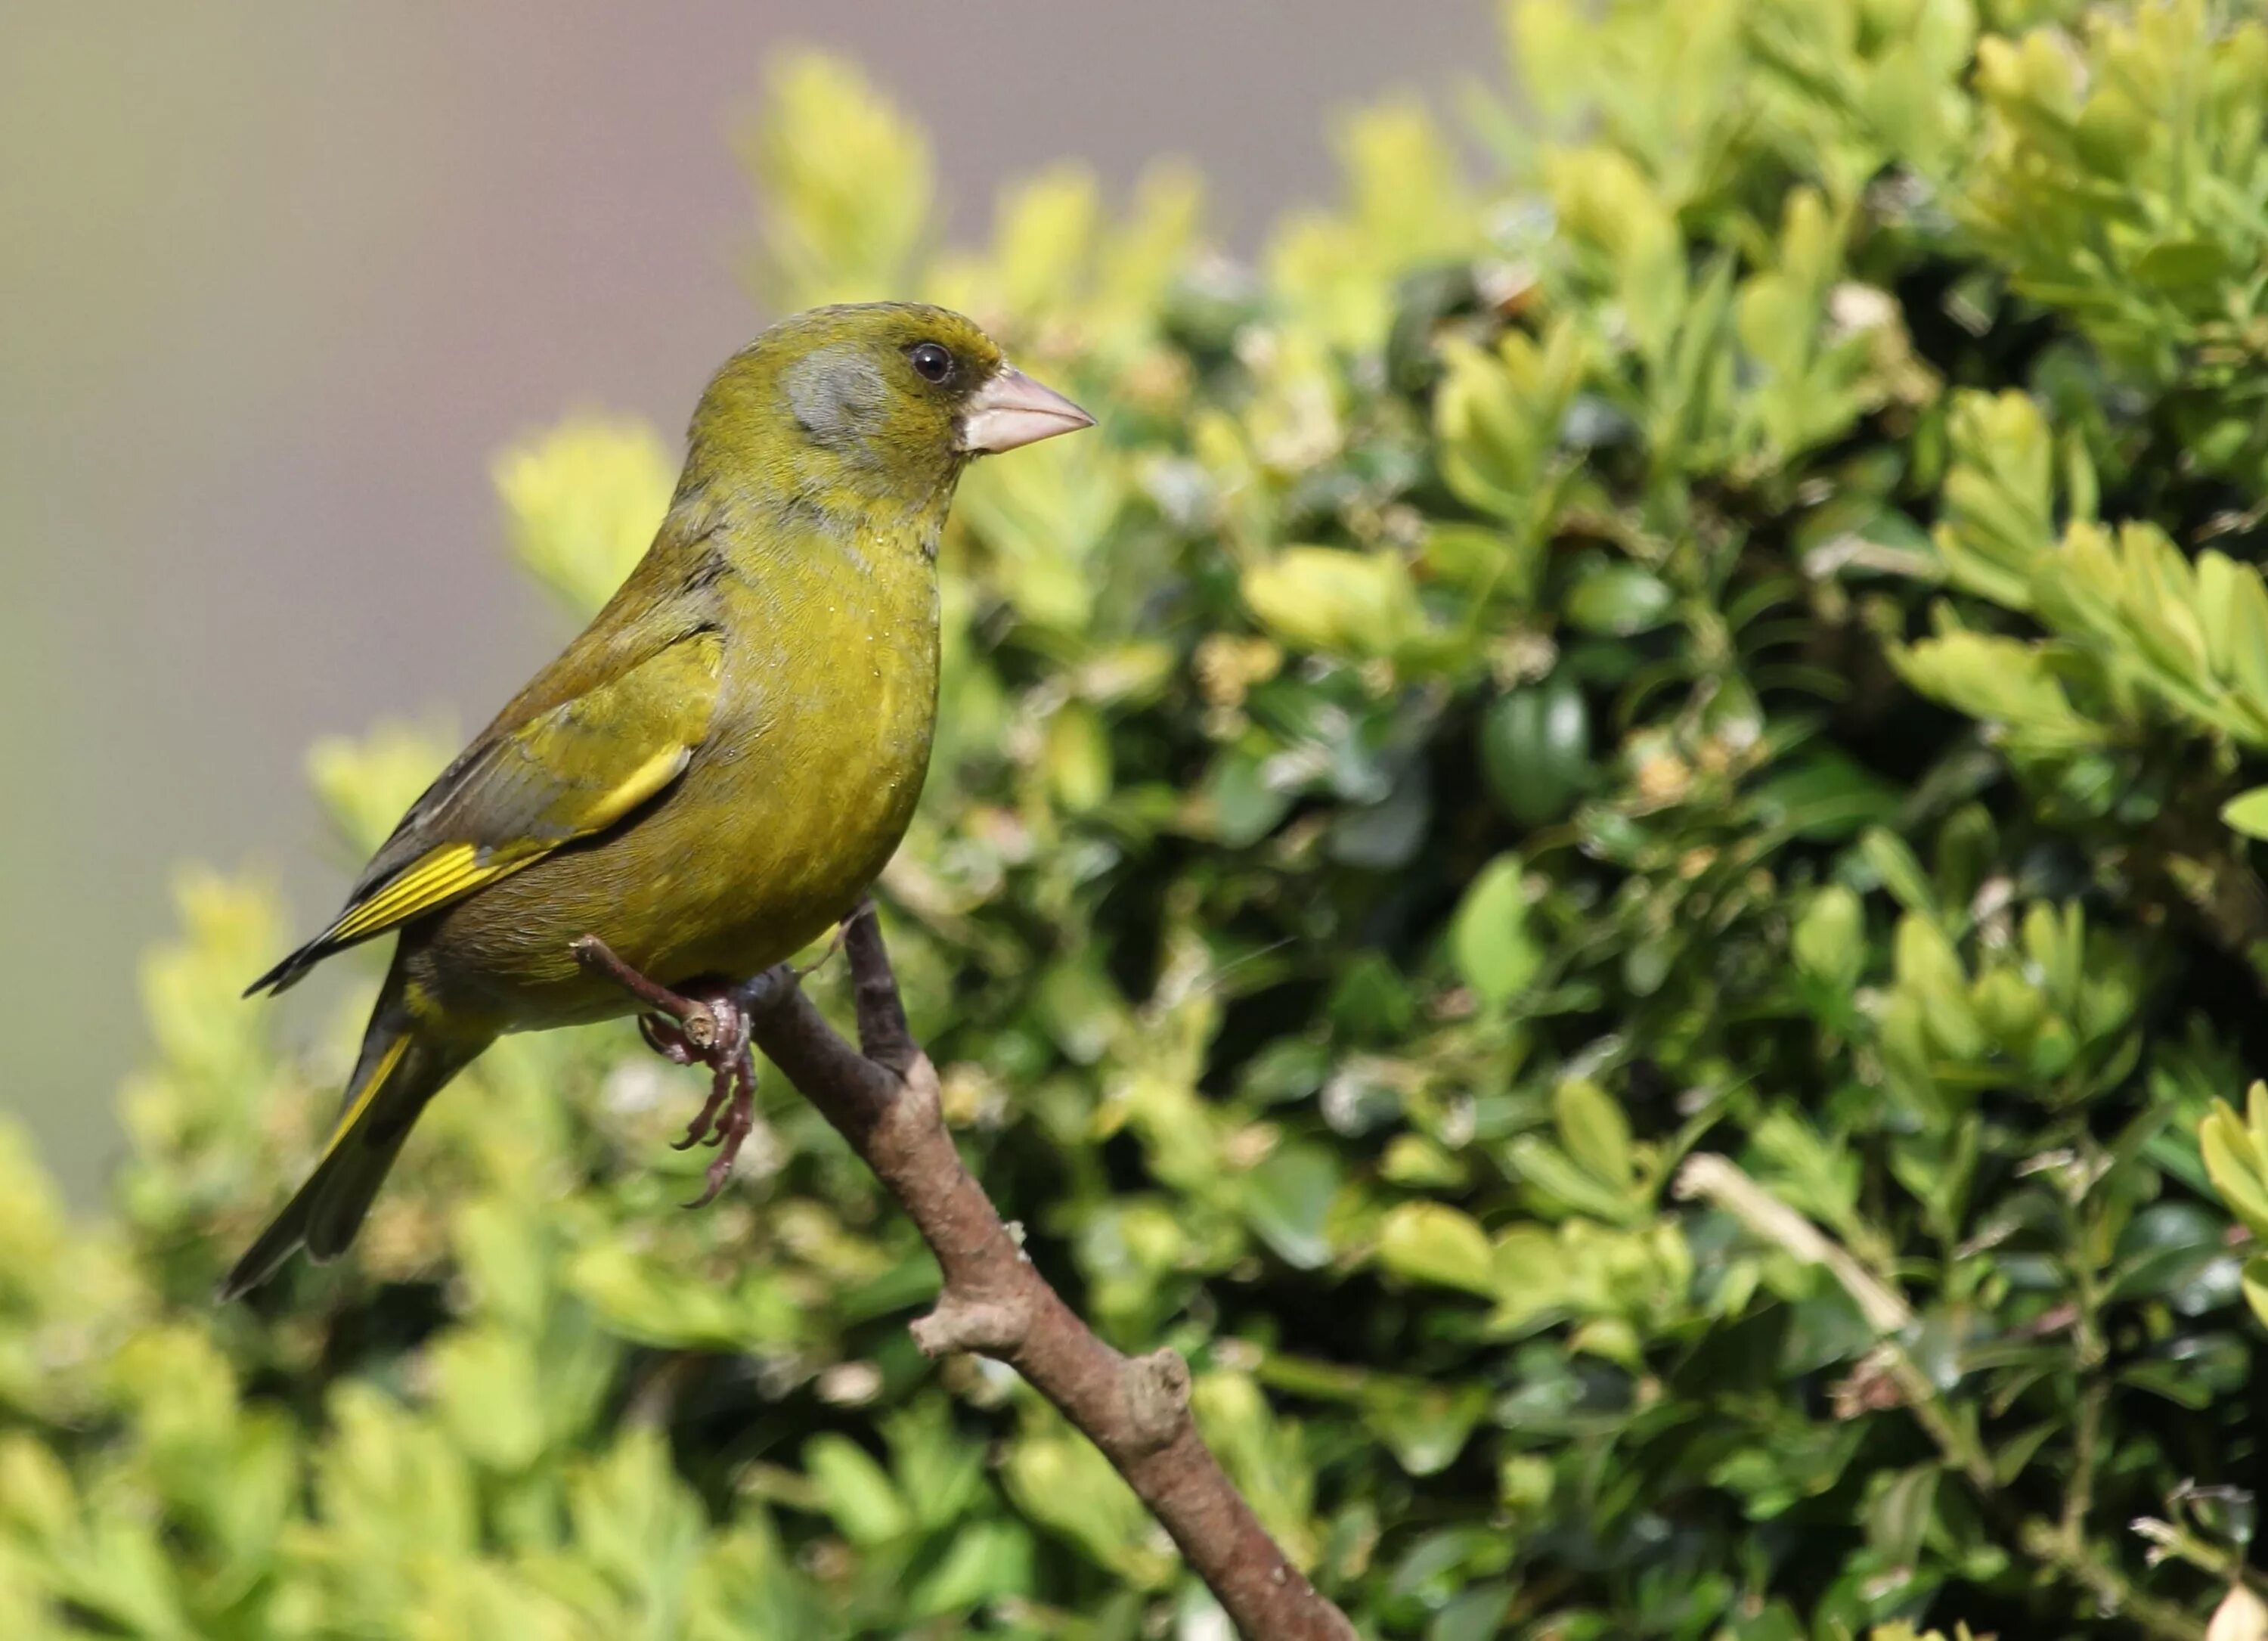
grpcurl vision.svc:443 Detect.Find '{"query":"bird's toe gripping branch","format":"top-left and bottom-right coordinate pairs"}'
top-left (569, 935), bottom-right (759, 1207)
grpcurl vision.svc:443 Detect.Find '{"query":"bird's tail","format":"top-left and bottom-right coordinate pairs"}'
top-left (219, 985), bottom-right (484, 1301)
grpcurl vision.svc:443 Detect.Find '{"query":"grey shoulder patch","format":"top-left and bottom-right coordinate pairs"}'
top-left (784, 346), bottom-right (888, 449)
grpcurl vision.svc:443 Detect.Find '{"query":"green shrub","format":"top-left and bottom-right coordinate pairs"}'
top-left (9, 3), bottom-right (2268, 1635)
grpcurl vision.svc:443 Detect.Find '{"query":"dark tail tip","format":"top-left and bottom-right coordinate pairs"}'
top-left (215, 1257), bottom-right (274, 1305)
top-left (216, 1239), bottom-right (295, 1304)
top-left (243, 946), bottom-right (315, 999)
top-left (216, 1197), bottom-right (312, 1302)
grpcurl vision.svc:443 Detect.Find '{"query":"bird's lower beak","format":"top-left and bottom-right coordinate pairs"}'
top-left (958, 364), bottom-right (1095, 454)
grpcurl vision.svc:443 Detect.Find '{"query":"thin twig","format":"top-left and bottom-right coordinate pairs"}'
top-left (2022, 1518), bottom-right (2205, 1641)
top-left (587, 906), bottom-right (1356, 1641)
top-left (841, 901), bottom-right (918, 1073)
top-left (1677, 1154), bottom-right (2206, 1641)
top-left (1675, 1153), bottom-right (1994, 1487)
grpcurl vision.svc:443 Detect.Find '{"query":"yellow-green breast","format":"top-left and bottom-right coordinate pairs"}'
top-left (404, 504), bottom-right (940, 1030)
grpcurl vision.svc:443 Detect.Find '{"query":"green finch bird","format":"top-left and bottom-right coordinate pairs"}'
top-left (223, 302), bottom-right (1092, 1300)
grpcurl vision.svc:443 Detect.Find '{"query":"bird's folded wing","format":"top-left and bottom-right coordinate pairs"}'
top-left (246, 627), bottom-right (725, 994)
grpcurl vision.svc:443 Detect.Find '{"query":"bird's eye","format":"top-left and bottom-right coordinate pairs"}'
top-left (908, 341), bottom-right (954, 383)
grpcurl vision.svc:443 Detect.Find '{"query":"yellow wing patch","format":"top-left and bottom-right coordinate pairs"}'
top-left (314, 740), bottom-right (694, 948)
top-left (579, 742), bottom-right (698, 830)
top-left (320, 844), bottom-right (528, 946)
top-left (253, 629), bottom-right (723, 990)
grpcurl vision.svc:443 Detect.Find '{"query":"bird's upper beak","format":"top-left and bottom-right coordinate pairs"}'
top-left (958, 364), bottom-right (1095, 454)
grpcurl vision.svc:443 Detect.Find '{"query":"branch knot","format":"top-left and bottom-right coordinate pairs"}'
top-left (1124, 1348), bottom-right (1192, 1453)
top-left (909, 1287), bottom-right (1034, 1358)
top-left (865, 1051), bottom-right (943, 1169)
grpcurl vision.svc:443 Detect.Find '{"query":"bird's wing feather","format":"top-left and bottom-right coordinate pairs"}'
top-left (246, 625), bottom-right (725, 993)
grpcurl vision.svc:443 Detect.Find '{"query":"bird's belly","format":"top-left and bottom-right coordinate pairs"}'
top-left (637, 746), bottom-right (922, 982)
top-left (411, 660), bottom-right (934, 1029)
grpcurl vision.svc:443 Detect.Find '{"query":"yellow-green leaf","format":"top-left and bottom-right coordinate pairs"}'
top-left (1449, 855), bottom-right (1543, 1008)
top-left (1377, 1202), bottom-right (1497, 1297)
top-left (2223, 786), bottom-right (2268, 841)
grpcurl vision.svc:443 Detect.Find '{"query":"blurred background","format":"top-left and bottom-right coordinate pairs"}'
top-left (0, 1), bottom-right (1498, 1192)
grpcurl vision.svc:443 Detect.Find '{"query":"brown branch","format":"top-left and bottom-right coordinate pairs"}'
top-left (714, 902), bottom-right (1356, 1641)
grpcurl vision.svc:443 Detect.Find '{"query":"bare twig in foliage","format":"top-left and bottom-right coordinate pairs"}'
top-left (1677, 1155), bottom-right (2204, 1641)
top-left (577, 902), bottom-right (1356, 1641)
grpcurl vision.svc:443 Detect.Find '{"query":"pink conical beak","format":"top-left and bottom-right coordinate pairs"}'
top-left (958, 364), bottom-right (1095, 453)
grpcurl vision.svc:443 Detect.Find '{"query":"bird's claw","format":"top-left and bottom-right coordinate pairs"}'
top-left (639, 1013), bottom-right (700, 1066)
top-left (667, 1066), bottom-right (730, 1149)
top-left (685, 1051), bottom-right (758, 1208)
top-left (574, 936), bottom-right (761, 1205)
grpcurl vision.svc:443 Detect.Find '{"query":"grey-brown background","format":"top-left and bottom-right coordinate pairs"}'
top-left (0, 2), bottom-right (1499, 1190)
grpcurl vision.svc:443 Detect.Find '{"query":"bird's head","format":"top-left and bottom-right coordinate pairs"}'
top-left (686, 302), bottom-right (1092, 516)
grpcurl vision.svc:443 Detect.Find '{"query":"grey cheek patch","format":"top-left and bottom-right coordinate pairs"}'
top-left (784, 346), bottom-right (890, 448)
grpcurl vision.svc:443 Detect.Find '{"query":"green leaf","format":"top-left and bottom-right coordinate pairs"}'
top-left (1034, 956), bottom-right (1127, 1066)
top-left (1861, 827), bottom-right (1940, 919)
top-left (2132, 237), bottom-right (2230, 291)
top-left (1204, 746), bottom-right (1294, 847)
top-left (905, 1519), bottom-right (1034, 1620)
top-left (1506, 1135), bottom-right (1647, 1224)
top-left (1792, 885), bottom-right (1866, 993)
top-left (1564, 562), bottom-right (1675, 635)
top-left (1001, 1407), bottom-right (1171, 1587)
top-left (2245, 1254), bottom-right (2268, 1333)
top-left (1553, 1078), bottom-right (1634, 1191)
top-left (1489, 1225), bottom-right (1566, 1329)
top-left (2223, 786), bottom-right (2268, 839)
top-left (1362, 1380), bottom-right (1489, 1477)
top-left (1244, 1143), bottom-right (1342, 1270)
top-left (1380, 1134), bottom-right (1470, 1189)
top-left (2201, 1103), bottom-right (2268, 1239)
top-left (1430, 1583), bottom-right (1515, 1641)
top-left (1448, 854), bottom-right (1542, 1007)
top-left (1377, 1202), bottom-right (1497, 1296)
top-left (1865, 1463), bottom-right (1938, 1567)
top-left (804, 1435), bottom-right (912, 1546)
top-left (750, 51), bottom-right (934, 306)
top-left (1241, 546), bottom-right (1422, 656)
top-left (0, 1435), bottom-right (76, 1541)
top-left (1752, 751), bottom-right (1901, 841)
top-left (431, 1326), bottom-right (548, 1473)
top-left (1479, 677), bottom-right (1591, 825)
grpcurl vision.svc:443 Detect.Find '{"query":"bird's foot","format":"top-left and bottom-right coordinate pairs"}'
top-left (570, 936), bottom-right (761, 1208)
